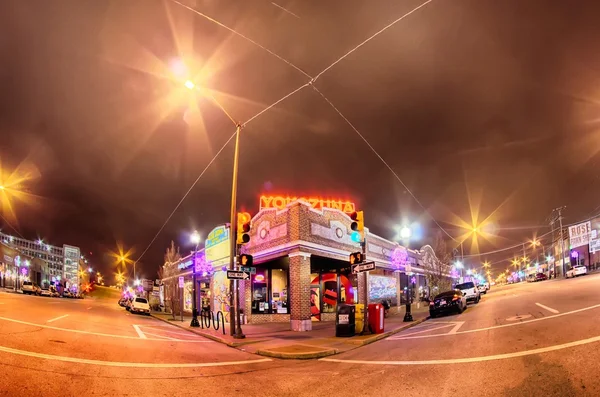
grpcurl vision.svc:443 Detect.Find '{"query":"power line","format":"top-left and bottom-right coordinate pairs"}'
top-left (310, 84), bottom-right (457, 242)
top-left (312, 0), bottom-right (435, 83)
top-left (133, 129), bottom-right (238, 266)
top-left (168, 0), bottom-right (312, 80)
top-left (135, 0), bottom-right (446, 263)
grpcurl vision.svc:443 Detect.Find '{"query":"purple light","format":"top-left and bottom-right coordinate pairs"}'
top-left (221, 266), bottom-right (227, 272)
top-left (21, 267), bottom-right (28, 276)
top-left (194, 252), bottom-right (214, 277)
top-left (410, 276), bottom-right (417, 285)
top-left (571, 251), bottom-right (579, 259)
top-left (391, 247), bottom-right (408, 270)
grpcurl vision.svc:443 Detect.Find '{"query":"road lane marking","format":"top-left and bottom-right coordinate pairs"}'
top-left (389, 324), bottom-right (454, 339)
top-left (132, 325), bottom-right (147, 339)
top-left (448, 321), bottom-right (465, 334)
top-left (47, 315), bottom-right (69, 323)
top-left (535, 303), bottom-right (559, 314)
top-left (0, 345), bottom-right (271, 368)
top-left (143, 332), bottom-right (179, 341)
top-left (321, 333), bottom-right (600, 366)
top-left (0, 316), bottom-right (210, 343)
top-left (142, 326), bottom-right (207, 338)
top-left (382, 302), bottom-right (600, 340)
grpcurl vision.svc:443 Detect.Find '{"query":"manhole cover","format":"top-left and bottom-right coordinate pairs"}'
top-left (506, 314), bottom-right (532, 322)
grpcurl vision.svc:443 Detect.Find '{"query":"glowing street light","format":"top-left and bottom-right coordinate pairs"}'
top-left (184, 80), bottom-right (196, 90)
top-left (190, 230), bottom-right (201, 245)
top-left (88, 267), bottom-right (93, 273)
top-left (399, 226), bottom-right (412, 240)
top-left (134, 279), bottom-right (140, 286)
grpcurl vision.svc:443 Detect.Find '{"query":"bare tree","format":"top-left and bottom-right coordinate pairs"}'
top-left (160, 241), bottom-right (181, 316)
top-left (421, 232), bottom-right (453, 296)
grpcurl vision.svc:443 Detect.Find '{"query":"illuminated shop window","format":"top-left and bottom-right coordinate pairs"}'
top-left (251, 264), bottom-right (289, 314)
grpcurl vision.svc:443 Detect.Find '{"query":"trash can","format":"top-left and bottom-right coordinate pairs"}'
top-left (336, 304), bottom-right (356, 337)
top-left (368, 303), bottom-right (385, 334)
top-left (355, 303), bottom-right (365, 333)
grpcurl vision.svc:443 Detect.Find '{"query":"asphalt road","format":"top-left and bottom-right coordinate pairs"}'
top-left (1, 276), bottom-right (600, 396)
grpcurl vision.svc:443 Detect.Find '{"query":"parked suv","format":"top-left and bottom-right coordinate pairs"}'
top-left (22, 281), bottom-right (39, 295)
top-left (455, 281), bottom-right (480, 304)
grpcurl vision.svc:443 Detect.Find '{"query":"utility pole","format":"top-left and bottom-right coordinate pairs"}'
top-left (228, 123), bottom-right (244, 339)
top-left (553, 206), bottom-right (567, 277)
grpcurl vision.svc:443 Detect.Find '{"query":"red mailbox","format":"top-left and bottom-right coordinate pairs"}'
top-left (368, 303), bottom-right (385, 334)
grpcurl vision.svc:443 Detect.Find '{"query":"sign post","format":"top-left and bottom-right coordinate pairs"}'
top-left (178, 276), bottom-right (184, 322)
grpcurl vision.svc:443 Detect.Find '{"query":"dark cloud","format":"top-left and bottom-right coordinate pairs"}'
top-left (1, 0), bottom-right (600, 277)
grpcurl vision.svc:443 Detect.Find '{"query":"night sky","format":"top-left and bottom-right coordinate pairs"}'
top-left (1, 0), bottom-right (600, 280)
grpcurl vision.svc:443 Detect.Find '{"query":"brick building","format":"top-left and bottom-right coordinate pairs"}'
top-left (160, 199), bottom-right (440, 332)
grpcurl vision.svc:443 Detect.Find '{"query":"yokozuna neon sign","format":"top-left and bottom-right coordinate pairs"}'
top-left (259, 195), bottom-right (356, 213)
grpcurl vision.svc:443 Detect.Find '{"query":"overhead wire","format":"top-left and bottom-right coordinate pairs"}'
top-left (135, 0), bottom-right (453, 264)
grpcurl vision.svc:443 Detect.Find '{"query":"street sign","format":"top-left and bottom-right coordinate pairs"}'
top-left (351, 261), bottom-right (375, 274)
top-left (241, 266), bottom-right (256, 274)
top-left (227, 270), bottom-right (250, 280)
top-left (178, 276), bottom-right (184, 288)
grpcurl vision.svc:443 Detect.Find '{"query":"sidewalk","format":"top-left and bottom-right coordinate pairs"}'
top-left (151, 305), bottom-right (429, 359)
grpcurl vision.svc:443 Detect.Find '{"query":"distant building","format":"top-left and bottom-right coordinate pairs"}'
top-left (0, 232), bottom-right (81, 290)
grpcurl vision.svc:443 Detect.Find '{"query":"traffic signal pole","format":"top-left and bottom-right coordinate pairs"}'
top-left (360, 236), bottom-right (371, 335)
top-left (228, 124), bottom-right (243, 338)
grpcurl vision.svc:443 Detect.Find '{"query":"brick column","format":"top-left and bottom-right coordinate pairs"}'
top-left (289, 252), bottom-right (312, 331)
top-left (357, 272), bottom-right (370, 306)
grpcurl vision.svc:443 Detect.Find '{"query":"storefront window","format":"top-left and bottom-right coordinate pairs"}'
top-left (251, 263), bottom-right (289, 314)
top-left (183, 281), bottom-right (193, 312)
top-left (270, 268), bottom-right (288, 314)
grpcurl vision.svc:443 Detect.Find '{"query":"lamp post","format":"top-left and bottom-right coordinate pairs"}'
top-left (174, 65), bottom-right (244, 338)
top-left (190, 230), bottom-right (201, 328)
top-left (229, 123), bottom-right (245, 339)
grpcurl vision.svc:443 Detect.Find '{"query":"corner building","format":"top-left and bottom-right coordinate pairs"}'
top-left (240, 200), bottom-right (430, 331)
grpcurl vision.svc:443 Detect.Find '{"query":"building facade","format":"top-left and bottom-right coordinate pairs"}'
top-left (0, 232), bottom-right (81, 290)
top-left (160, 199), bottom-right (442, 331)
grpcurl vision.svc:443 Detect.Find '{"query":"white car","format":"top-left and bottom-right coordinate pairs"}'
top-left (40, 288), bottom-right (52, 297)
top-left (478, 283), bottom-right (490, 294)
top-left (22, 281), bottom-right (39, 295)
top-left (129, 297), bottom-right (150, 315)
top-left (455, 281), bottom-right (480, 304)
top-left (566, 265), bottom-right (587, 278)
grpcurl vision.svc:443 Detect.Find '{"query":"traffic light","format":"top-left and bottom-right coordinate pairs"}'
top-left (350, 211), bottom-right (364, 243)
top-left (239, 254), bottom-right (253, 267)
top-left (237, 212), bottom-right (251, 245)
top-left (349, 251), bottom-right (364, 264)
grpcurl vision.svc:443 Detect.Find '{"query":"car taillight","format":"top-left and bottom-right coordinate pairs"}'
top-left (429, 301), bottom-right (434, 305)
top-left (452, 295), bottom-right (459, 301)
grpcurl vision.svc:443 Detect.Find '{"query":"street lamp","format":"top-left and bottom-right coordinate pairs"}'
top-left (190, 230), bottom-right (201, 328)
top-left (169, 59), bottom-right (243, 338)
top-left (399, 226), bottom-right (412, 240)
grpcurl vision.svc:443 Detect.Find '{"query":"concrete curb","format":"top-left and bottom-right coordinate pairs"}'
top-left (149, 313), bottom-right (267, 347)
top-left (150, 313), bottom-right (428, 359)
top-left (257, 347), bottom-right (339, 360)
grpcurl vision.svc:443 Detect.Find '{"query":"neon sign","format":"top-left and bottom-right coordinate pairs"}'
top-left (260, 195), bottom-right (356, 213)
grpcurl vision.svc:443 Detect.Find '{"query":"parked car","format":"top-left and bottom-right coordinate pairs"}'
top-left (49, 286), bottom-right (60, 297)
top-left (22, 281), bottom-right (39, 295)
top-left (130, 297), bottom-right (150, 315)
top-left (566, 265), bottom-right (587, 278)
top-left (478, 283), bottom-right (490, 294)
top-left (429, 290), bottom-right (467, 318)
top-left (455, 281), bottom-right (480, 304)
top-left (118, 296), bottom-right (129, 307)
top-left (40, 288), bottom-right (52, 297)
top-left (535, 273), bottom-right (548, 282)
